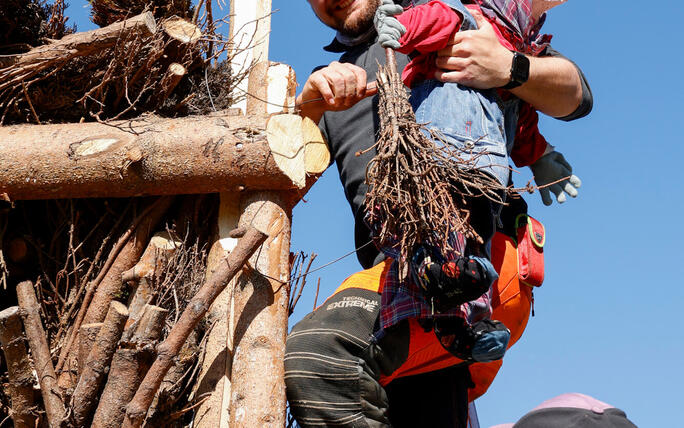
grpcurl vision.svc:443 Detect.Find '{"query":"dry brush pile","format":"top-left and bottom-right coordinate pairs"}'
top-left (0, 0), bottom-right (245, 125)
top-left (0, 1), bottom-right (275, 427)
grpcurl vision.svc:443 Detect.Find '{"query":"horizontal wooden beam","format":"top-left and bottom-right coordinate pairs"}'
top-left (0, 111), bottom-right (328, 200)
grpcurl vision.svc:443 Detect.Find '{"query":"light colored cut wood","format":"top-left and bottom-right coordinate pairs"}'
top-left (163, 17), bottom-right (202, 43)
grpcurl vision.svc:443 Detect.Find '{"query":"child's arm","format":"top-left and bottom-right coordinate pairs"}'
top-left (513, 104), bottom-right (582, 205)
top-left (510, 103), bottom-right (548, 168)
top-left (395, 1), bottom-right (464, 55)
top-left (375, 0), bottom-right (463, 54)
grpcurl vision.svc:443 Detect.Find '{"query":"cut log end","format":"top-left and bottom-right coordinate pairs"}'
top-left (163, 17), bottom-right (202, 43)
top-left (140, 12), bottom-right (158, 37)
top-left (266, 114), bottom-right (329, 189)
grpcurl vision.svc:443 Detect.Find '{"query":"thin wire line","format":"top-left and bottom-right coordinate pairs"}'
top-left (254, 240), bottom-right (374, 285)
top-left (233, 85), bottom-right (324, 112)
top-left (204, 66), bottom-right (217, 112)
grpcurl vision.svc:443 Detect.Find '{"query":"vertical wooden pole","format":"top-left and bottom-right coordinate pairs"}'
top-left (229, 193), bottom-right (290, 427)
top-left (229, 0), bottom-right (272, 114)
top-left (193, 194), bottom-right (241, 428)
top-left (194, 2), bottom-right (296, 427)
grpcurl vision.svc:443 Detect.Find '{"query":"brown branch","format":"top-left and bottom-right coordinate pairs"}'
top-left (56, 196), bottom-right (173, 389)
top-left (0, 307), bottom-right (37, 428)
top-left (16, 281), bottom-right (65, 428)
top-left (0, 12), bottom-right (157, 93)
top-left (123, 226), bottom-right (269, 428)
top-left (71, 301), bottom-right (129, 428)
top-left (153, 62), bottom-right (186, 106)
top-left (91, 305), bottom-right (167, 428)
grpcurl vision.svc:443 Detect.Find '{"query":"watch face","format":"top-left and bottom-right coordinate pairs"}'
top-left (512, 53), bottom-right (530, 84)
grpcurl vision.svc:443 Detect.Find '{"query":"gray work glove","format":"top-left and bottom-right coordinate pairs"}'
top-left (529, 150), bottom-right (582, 205)
top-left (374, 0), bottom-right (406, 49)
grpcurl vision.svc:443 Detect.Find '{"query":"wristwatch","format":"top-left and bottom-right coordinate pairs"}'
top-left (502, 52), bottom-right (530, 90)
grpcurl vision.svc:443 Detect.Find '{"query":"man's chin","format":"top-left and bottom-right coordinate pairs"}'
top-left (336, 0), bottom-right (378, 37)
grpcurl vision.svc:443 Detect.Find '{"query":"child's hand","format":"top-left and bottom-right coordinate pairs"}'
top-left (374, 0), bottom-right (406, 49)
top-left (529, 150), bottom-right (582, 205)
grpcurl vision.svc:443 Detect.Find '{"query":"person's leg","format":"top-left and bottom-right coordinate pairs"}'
top-left (385, 364), bottom-right (472, 428)
top-left (285, 287), bottom-right (395, 428)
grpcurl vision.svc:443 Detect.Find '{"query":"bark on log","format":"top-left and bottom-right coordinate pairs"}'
top-left (153, 63), bottom-right (186, 105)
top-left (83, 198), bottom-right (173, 326)
top-left (92, 305), bottom-right (167, 428)
top-left (229, 194), bottom-right (290, 428)
top-left (147, 330), bottom-right (199, 425)
top-left (16, 281), bottom-right (65, 428)
top-left (57, 196), bottom-right (172, 389)
top-left (123, 226), bottom-right (270, 428)
top-left (71, 301), bottom-right (128, 428)
top-left (124, 304), bottom-right (169, 343)
top-left (124, 231), bottom-right (182, 325)
top-left (0, 307), bottom-right (37, 428)
top-left (90, 348), bottom-right (155, 428)
top-left (0, 13), bottom-right (156, 90)
top-left (0, 112), bottom-right (328, 201)
top-left (77, 323), bottom-right (102, 375)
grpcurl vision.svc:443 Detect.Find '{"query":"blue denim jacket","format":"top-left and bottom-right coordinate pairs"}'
top-left (409, 0), bottom-right (511, 186)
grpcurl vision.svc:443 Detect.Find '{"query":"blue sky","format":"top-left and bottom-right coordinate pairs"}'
top-left (65, 1), bottom-right (683, 426)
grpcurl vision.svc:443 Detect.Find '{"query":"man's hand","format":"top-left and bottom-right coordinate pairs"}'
top-left (434, 8), bottom-right (513, 89)
top-left (434, 8), bottom-right (583, 117)
top-left (529, 150), bottom-right (581, 206)
top-left (296, 62), bottom-right (377, 124)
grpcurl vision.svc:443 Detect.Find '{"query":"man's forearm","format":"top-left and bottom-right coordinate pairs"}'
top-left (510, 55), bottom-right (583, 118)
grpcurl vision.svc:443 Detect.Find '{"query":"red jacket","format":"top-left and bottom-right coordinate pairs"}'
top-left (395, 1), bottom-right (548, 167)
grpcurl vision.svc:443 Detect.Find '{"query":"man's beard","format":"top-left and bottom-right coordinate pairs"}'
top-left (333, 0), bottom-right (381, 38)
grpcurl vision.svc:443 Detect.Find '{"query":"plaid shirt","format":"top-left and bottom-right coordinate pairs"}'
top-left (376, 258), bottom-right (493, 339)
top-left (476, 0), bottom-right (553, 55)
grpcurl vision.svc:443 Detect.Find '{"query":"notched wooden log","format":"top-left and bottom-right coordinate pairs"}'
top-left (0, 112), bottom-right (329, 200)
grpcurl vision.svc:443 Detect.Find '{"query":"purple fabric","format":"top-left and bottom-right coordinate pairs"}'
top-left (489, 393), bottom-right (619, 428)
top-left (531, 393), bottom-right (614, 413)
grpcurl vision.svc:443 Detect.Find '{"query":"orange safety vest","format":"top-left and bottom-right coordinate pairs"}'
top-left (332, 231), bottom-right (535, 401)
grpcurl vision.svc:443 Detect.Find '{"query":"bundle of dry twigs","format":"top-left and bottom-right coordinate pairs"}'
top-left (365, 51), bottom-right (506, 277)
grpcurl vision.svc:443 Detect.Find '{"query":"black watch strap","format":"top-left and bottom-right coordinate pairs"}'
top-left (502, 52), bottom-right (530, 90)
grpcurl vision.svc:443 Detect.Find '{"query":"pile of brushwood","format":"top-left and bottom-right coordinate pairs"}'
top-left (0, 0), bottom-right (244, 125)
top-left (0, 1), bottom-right (263, 426)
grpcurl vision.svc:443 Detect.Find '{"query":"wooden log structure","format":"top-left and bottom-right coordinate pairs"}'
top-left (0, 112), bottom-right (327, 201)
top-left (123, 225), bottom-right (271, 427)
top-left (0, 307), bottom-right (37, 428)
top-left (0, 0), bottom-right (331, 425)
top-left (93, 305), bottom-right (168, 428)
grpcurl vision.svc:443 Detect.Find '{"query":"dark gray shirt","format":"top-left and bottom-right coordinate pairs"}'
top-left (318, 37), bottom-right (592, 269)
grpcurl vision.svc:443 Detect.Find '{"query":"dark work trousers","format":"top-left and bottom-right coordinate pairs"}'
top-left (285, 287), bottom-right (471, 428)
